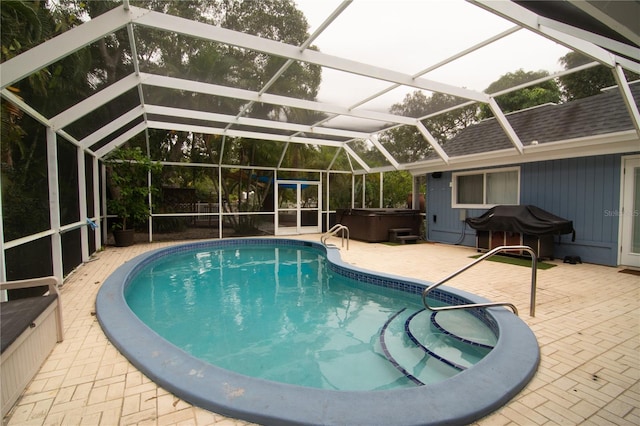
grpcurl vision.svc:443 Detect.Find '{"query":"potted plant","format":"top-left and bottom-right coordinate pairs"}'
top-left (105, 147), bottom-right (162, 246)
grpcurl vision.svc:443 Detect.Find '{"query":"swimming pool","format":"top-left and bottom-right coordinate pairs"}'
top-left (97, 238), bottom-right (539, 425)
top-left (125, 243), bottom-right (495, 390)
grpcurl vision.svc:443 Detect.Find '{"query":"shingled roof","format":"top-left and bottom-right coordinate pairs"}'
top-left (436, 81), bottom-right (640, 159)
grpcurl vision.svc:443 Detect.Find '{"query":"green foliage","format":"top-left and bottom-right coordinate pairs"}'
top-left (194, 174), bottom-right (216, 201)
top-left (123, 0), bottom-right (322, 234)
top-left (383, 171), bottom-right (413, 208)
top-left (359, 171), bottom-right (413, 208)
top-left (152, 216), bottom-right (189, 234)
top-left (378, 91), bottom-right (477, 163)
top-left (558, 52), bottom-right (640, 101)
top-left (1, 1), bottom-right (43, 60)
top-left (127, 0), bottom-right (320, 120)
top-left (327, 174), bottom-right (351, 210)
top-left (1, 1), bottom-right (89, 189)
top-left (1, 167), bottom-right (49, 241)
top-left (1, 1), bottom-right (84, 243)
top-left (221, 0), bottom-right (320, 101)
top-left (8, 0), bottom-right (617, 239)
top-left (478, 69), bottom-right (561, 119)
top-left (105, 147), bottom-right (162, 230)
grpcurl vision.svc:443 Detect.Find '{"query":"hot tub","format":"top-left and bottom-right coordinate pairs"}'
top-left (336, 209), bottom-right (421, 242)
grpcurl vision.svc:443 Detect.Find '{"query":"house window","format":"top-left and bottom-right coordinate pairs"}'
top-left (452, 167), bottom-right (520, 208)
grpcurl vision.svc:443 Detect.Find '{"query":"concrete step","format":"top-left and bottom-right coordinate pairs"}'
top-left (396, 235), bottom-right (420, 244)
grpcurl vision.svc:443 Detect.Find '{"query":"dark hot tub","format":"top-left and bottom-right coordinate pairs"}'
top-left (336, 209), bottom-right (421, 242)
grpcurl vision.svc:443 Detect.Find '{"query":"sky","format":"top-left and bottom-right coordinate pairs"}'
top-left (293, 0), bottom-right (572, 113)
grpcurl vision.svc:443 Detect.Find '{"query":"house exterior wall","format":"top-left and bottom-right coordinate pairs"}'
top-left (425, 153), bottom-right (635, 266)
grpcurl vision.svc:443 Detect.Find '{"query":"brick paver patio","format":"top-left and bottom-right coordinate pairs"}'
top-left (3, 236), bottom-right (638, 425)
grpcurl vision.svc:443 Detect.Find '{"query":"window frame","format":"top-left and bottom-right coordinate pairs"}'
top-left (451, 166), bottom-right (521, 208)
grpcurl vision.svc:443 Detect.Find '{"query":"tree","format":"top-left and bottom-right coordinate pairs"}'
top-left (122, 0), bottom-right (323, 234)
top-left (222, 0), bottom-right (321, 102)
top-left (2, 1), bottom-right (89, 241)
top-left (478, 69), bottom-right (561, 119)
top-left (558, 52), bottom-right (640, 101)
top-left (378, 91), bottom-right (477, 163)
top-left (128, 0), bottom-right (321, 150)
top-left (382, 171), bottom-right (413, 208)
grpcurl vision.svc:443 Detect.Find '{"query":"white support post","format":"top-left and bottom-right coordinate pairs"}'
top-left (148, 165), bottom-right (153, 243)
top-left (412, 176), bottom-right (419, 211)
top-left (146, 130), bottom-right (153, 243)
top-left (318, 171), bottom-right (323, 229)
top-left (0, 173), bottom-right (6, 298)
top-left (325, 172), bottom-right (330, 230)
top-left (218, 166), bottom-right (223, 239)
top-left (92, 155), bottom-right (102, 249)
top-left (47, 128), bottom-right (64, 284)
top-left (273, 170), bottom-right (278, 235)
top-left (77, 146), bottom-right (89, 262)
top-left (379, 172), bottom-right (384, 208)
top-left (351, 174), bottom-right (355, 208)
top-left (361, 175), bottom-right (366, 208)
top-left (101, 161), bottom-right (108, 244)
top-left (317, 177), bottom-right (323, 231)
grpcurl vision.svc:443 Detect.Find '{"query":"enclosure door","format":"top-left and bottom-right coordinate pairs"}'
top-left (275, 181), bottom-right (321, 235)
top-left (620, 157), bottom-right (640, 267)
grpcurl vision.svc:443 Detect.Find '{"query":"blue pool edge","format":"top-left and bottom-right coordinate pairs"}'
top-left (96, 238), bottom-right (540, 426)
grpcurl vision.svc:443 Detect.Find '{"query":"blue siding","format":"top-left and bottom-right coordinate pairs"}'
top-left (426, 153), bottom-right (632, 266)
top-left (520, 155), bottom-right (621, 265)
top-left (425, 173), bottom-right (477, 246)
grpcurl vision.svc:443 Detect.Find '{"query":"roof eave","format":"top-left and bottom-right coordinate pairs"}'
top-left (406, 130), bottom-right (639, 175)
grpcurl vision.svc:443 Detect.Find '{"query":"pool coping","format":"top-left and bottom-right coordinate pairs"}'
top-left (96, 238), bottom-right (540, 426)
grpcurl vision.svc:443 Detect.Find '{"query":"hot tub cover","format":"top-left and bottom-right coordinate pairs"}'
top-left (466, 205), bottom-right (575, 239)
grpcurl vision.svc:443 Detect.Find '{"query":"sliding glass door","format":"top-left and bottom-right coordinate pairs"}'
top-left (275, 180), bottom-right (321, 235)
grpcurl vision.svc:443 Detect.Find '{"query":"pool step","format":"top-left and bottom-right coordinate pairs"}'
top-left (429, 311), bottom-right (496, 349)
top-left (379, 309), bottom-right (496, 385)
top-left (406, 310), bottom-right (493, 370)
top-left (379, 309), bottom-right (459, 385)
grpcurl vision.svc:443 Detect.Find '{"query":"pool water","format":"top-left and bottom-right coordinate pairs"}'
top-left (126, 244), bottom-right (496, 391)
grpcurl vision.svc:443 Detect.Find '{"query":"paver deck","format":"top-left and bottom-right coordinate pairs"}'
top-left (3, 236), bottom-right (639, 425)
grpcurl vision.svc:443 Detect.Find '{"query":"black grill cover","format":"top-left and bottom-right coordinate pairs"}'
top-left (466, 205), bottom-right (575, 239)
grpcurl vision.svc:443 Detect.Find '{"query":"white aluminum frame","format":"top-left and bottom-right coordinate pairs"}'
top-left (1, 0), bottom-right (639, 280)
